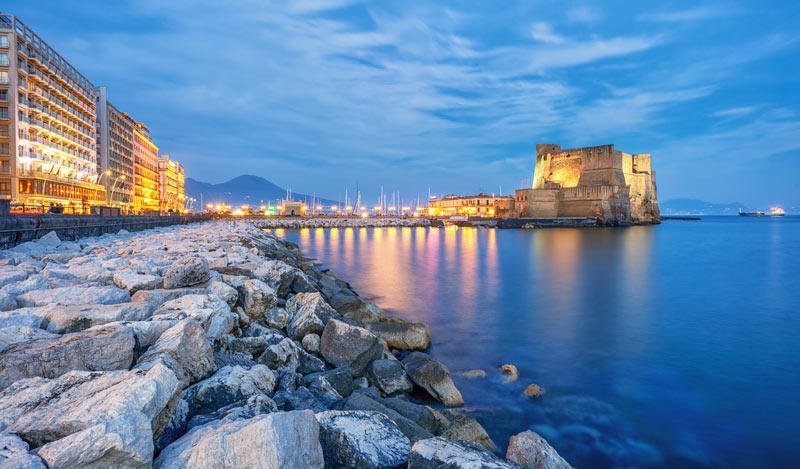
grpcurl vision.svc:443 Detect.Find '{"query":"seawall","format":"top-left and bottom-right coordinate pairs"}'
top-left (254, 216), bottom-right (432, 229)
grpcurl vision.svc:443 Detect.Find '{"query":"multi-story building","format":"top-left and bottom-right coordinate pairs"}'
top-left (96, 86), bottom-right (134, 211)
top-left (132, 121), bottom-right (159, 214)
top-left (158, 153), bottom-right (184, 214)
top-left (0, 14), bottom-right (105, 210)
top-left (427, 193), bottom-right (514, 217)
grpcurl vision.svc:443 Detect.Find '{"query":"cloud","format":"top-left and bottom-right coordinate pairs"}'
top-left (566, 5), bottom-right (602, 23)
top-left (711, 106), bottom-right (758, 118)
top-left (531, 22), bottom-right (565, 44)
top-left (638, 6), bottom-right (731, 23)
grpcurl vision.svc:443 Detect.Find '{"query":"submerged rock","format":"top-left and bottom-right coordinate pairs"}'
top-left (524, 384), bottom-right (545, 398)
top-left (501, 364), bottom-right (518, 382)
top-left (401, 352), bottom-right (463, 406)
top-left (316, 410), bottom-right (411, 468)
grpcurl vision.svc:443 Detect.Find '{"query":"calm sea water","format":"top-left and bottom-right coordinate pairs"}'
top-left (270, 217), bottom-right (800, 468)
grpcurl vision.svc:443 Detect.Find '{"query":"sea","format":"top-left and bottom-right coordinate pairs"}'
top-left (269, 216), bottom-right (800, 468)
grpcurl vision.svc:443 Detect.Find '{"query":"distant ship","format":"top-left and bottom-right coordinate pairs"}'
top-left (739, 207), bottom-right (785, 217)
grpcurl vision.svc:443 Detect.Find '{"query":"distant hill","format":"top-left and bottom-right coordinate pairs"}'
top-left (185, 175), bottom-right (336, 209)
top-left (660, 199), bottom-right (748, 215)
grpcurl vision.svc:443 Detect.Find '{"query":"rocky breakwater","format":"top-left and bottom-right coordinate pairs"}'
top-left (0, 220), bottom-right (572, 468)
top-left (255, 216), bottom-right (431, 229)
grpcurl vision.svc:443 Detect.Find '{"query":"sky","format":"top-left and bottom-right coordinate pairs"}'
top-left (6, 1), bottom-right (799, 208)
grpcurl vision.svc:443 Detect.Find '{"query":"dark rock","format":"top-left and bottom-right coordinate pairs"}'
top-left (381, 397), bottom-right (446, 435)
top-left (401, 352), bottom-right (463, 406)
top-left (368, 359), bottom-right (414, 395)
top-left (316, 410), bottom-right (411, 469)
top-left (336, 393), bottom-right (432, 443)
top-left (304, 366), bottom-right (354, 398)
top-left (408, 437), bottom-right (514, 469)
top-left (181, 365), bottom-right (276, 420)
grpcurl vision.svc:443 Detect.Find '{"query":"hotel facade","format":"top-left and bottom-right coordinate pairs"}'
top-left (0, 13), bottom-right (186, 214)
top-left (158, 154), bottom-right (184, 213)
top-left (427, 194), bottom-right (514, 217)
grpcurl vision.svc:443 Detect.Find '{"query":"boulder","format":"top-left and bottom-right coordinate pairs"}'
top-left (136, 319), bottom-right (215, 386)
top-left (242, 279), bottom-right (278, 320)
top-left (181, 365), bottom-right (276, 420)
top-left (0, 266), bottom-right (29, 288)
top-left (185, 394), bottom-right (278, 433)
top-left (114, 271), bottom-right (163, 294)
top-left (0, 309), bottom-right (47, 329)
top-left (506, 430), bottom-right (572, 469)
top-left (367, 359), bottom-right (414, 395)
top-left (501, 364), bottom-right (518, 382)
top-left (0, 363), bottom-right (181, 450)
top-left (320, 319), bottom-right (383, 376)
top-left (302, 333), bottom-right (321, 354)
top-left (36, 231), bottom-right (61, 248)
top-left (344, 302), bottom-right (387, 325)
top-left (409, 437), bottom-right (514, 468)
top-left (153, 411), bottom-right (324, 469)
top-left (286, 292), bottom-right (337, 340)
top-left (316, 410), bottom-right (411, 468)
top-left (0, 326), bottom-right (58, 352)
top-left (380, 397), bottom-right (447, 435)
top-left (524, 384), bottom-right (544, 398)
top-left (207, 281), bottom-right (238, 307)
top-left (34, 413), bottom-right (153, 469)
top-left (265, 307), bottom-right (289, 330)
top-left (152, 294), bottom-right (237, 340)
top-left (0, 432), bottom-right (47, 468)
top-left (336, 393), bottom-right (432, 443)
top-left (0, 324), bottom-right (135, 390)
top-left (276, 386), bottom-right (330, 413)
top-left (66, 263), bottom-right (114, 283)
top-left (365, 322), bottom-right (430, 351)
top-left (402, 352), bottom-right (463, 406)
top-left (163, 257), bottom-right (210, 289)
top-left (130, 288), bottom-right (206, 305)
top-left (41, 302), bottom-right (155, 334)
top-left (328, 291), bottom-right (362, 314)
top-left (254, 259), bottom-right (301, 297)
top-left (16, 285), bottom-right (130, 307)
top-left (439, 410), bottom-right (497, 452)
top-left (303, 367), bottom-right (354, 399)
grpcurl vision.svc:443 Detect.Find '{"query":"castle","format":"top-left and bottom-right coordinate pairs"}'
top-left (515, 144), bottom-right (660, 224)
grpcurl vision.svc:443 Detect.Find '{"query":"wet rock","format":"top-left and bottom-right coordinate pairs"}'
top-left (336, 393), bottom-right (432, 443)
top-left (344, 302), bottom-right (387, 325)
top-left (16, 285), bottom-right (130, 307)
top-left (242, 279), bottom-right (278, 320)
top-left (365, 322), bottom-right (431, 351)
top-left (368, 359), bottom-right (414, 395)
top-left (380, 397), bottom-right (447, 435)
top-left (0, 362), bottom-right (181, 450)
top-left (303, 367), bottom-right (354, 399)
top-left (320, 319), bottom-right (383, 376)
top-left (0, 432), bottom-right (47, 468)
top-left (135, 319), bottom-right (215, 386)
top-left (409, 437), bottom-right (514, 469)
top-left (153, 411), bottom-right (323, 469)
top-left (41, 302), bottom-right (155, 333)
top-left (0, 326), bottom-right (58, 352)
top-left (302, 332), bottom-right (321, 353)
top-left (34, 413), bottom-right (153, 469)
top-left (265, 307), bottom-right (289, 329)
top-left (439, 410), bottom-right (498, 452)
top-left (286, 292), bottom-right (337, 340)
top-left (524, 384), bottom-right (544, 398)
top-left (461, 369), bottom-right (487, 378)
top-left (506, 430), bottom-right (573, 469)
top-left (0, 324), bottom-right (135, 390)
top-left (402, 352), bottom-right (464, 406)
top-left (181, 365), bottom-right (276, 420)
top-left (185, 394), bottom-right (279, 432)
top-left (501, 364), bottom-right (518, 382)
top-left (163, 257), bottom-right (209, 289)
top-left (316, 410), bottom-right (411, 468)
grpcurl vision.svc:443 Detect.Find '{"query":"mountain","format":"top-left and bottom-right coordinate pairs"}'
top-left (185, 175), bottom-right (336, 209)
top-left (660, 199), bottom-right (748, 215)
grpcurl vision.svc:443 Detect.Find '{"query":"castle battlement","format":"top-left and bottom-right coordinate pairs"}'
top-left (516, 143), bottom-right (660, 224)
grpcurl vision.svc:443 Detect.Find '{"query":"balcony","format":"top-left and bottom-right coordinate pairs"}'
top-left (17, 44), bottom-right (29, 56)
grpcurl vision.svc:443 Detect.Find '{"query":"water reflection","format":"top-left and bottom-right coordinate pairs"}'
top-left (270, 219), bottom-right (800, 468)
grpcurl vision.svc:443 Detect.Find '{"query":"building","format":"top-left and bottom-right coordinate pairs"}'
top-left (96, 86), bottom-right (134, 211)
top-left (427, 194), bottom-right (513, 217)
top-left (281, 200), bottom-right (305, 216)
top-left (1, 14), bottom-right (105, 210)
top-left (158, 153), bottom-right (184, 214)
top-left (515, 143), bottom-right (660, 224)
top-left (132, 121), bottom-right (160, 214)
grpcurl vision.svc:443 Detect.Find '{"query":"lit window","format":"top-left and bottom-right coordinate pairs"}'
top-left (0, 71), bottom-right (7, 84)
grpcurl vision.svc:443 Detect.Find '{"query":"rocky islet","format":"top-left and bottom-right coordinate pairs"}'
top-left (0, 220), bottom-right (572, 468)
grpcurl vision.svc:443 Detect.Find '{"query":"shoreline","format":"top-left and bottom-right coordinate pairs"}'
top-left (0, 220), bottom-right (572, 468)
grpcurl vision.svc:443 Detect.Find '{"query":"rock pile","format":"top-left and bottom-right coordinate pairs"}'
top-left (256, 217), bottom-right (431, 229)
top-left (0, 221), bottom-right (572, 468)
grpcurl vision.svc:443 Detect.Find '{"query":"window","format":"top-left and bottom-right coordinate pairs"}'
top-left (0, 143), bottom-right (9, 154)
top-left (0, 106), bottom-right (7, 118)
top-left (0, 35), bottom-right (8, 48)
top-left (0, 89), bottom-right (7, 101)
top-left (0, 72), bottom-right (7, 84)
top-left (0, 181), bottom-right (9, 195)
top-left (0, 161), bottom-right (8, 173)
top-left (0, 53), bottom-right (6, 65)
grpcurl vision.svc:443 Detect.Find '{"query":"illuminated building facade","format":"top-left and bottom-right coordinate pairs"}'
top-left (427, 194), bottom-right (513, 217)
top-left (96, 86), bottom-right (134, 211)
top-left (132, 122), bottom-right (160, 214)
top-left (0, 14), bottom-right (105, 209)
top-left (158, 153), bottom-right (184, 213)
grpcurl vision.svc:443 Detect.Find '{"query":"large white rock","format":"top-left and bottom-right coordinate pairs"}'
top-left (242, 279), bottom-right (278, 320)
top-left (286, 292), bottom-right (337, 340)
top-left (181, 365), bottom-right (276, 419)
top-left (506, 430), bottom-right (573, 469)
top-left (34, 413), bottom-right (153, 469)
top-left (136, 319), bottom-right (216, 386)
top-left (39, 302), bottom-right (155, 334)
top-left (0, 266), bottom-right (29, 288)
top-left (0, 432), bottom-right (47, 468)
top-left (409, 437), bottom-right (514, 469)
top-left (152, 294), bottom-right (237, 340)
top-left (315, 410), bottom-right (411, 468)
top-left (65, 263), bottom-right (113, 283)
top-left (154, 411), bottom-right (324, 469)
top-left (16, 285), bottom-right (131, 307)
top-left (36, 231), bottom-right (61, 248)
top-left (0, 324), bottom-right (136, 390)
top-left (320, 319), bottom-right (383, 376)
top-left (113, 271), bottom-right (163, 294)
top-left (254, 259), bottom-right (302, 297)
top-left (163, 257), bottom-right (210, 289)
top-left (207, 281), bottom-right (238, 307)
top-left (0, 309), bottom-right (47, 329)
top-left (0, 362), bottom-right (181, 450)
top-left (0, 326), bottom-right (58, 353)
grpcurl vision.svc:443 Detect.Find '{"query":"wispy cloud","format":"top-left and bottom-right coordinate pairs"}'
top-left (531, 22), bottom-right (565, 44)
top-left (711, 106), bottom-right (758, 118)
top-left (566, 5), bottom-right (602, 24)
top-left (638, 6), bottom-right (732, 23)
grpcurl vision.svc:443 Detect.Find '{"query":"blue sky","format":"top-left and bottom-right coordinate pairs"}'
top-left (7, 1), bottom-right (799, 207)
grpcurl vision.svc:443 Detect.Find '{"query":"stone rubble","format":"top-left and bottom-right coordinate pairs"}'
top-left (0, 221), bottom-right (572, 468)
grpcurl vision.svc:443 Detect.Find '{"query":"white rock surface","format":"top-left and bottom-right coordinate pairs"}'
top-left (16, 285), bottom-right (131, 307)
top-left (506, 430), bottom-right (573, 469)
top-left (316, 410), bottom-right (411, 468)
